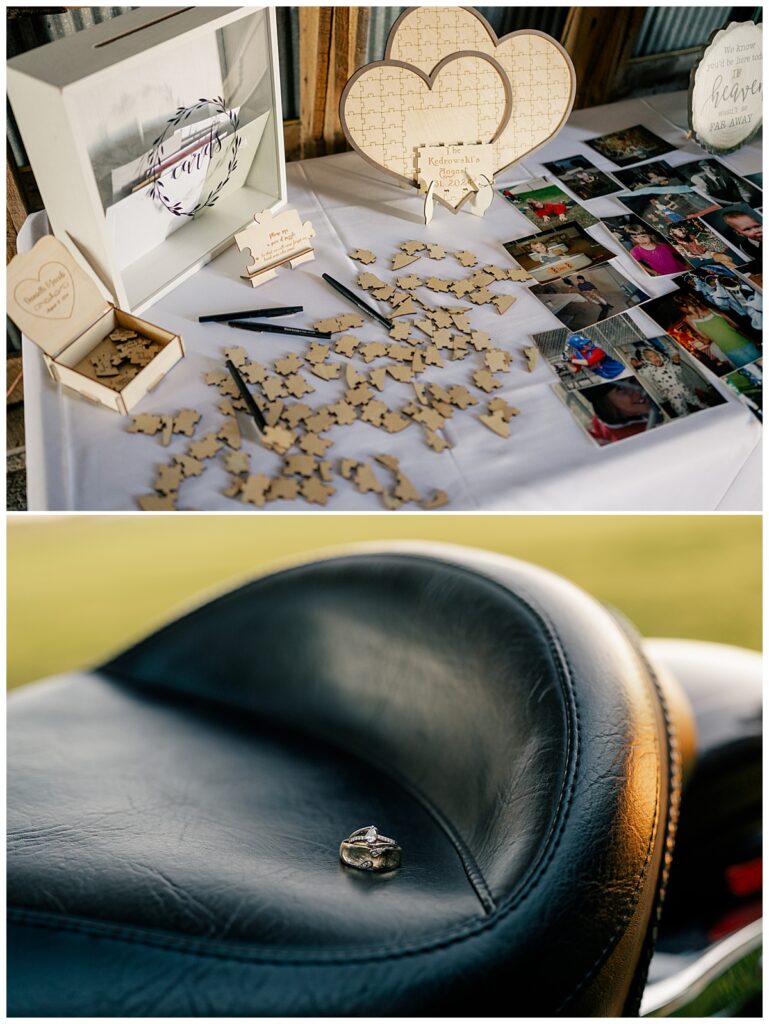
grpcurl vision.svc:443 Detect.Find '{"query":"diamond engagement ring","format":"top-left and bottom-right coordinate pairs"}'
top-left (340, 825), bottom-right (402, 872)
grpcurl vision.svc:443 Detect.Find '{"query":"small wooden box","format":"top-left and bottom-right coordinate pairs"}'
top-left (7, 235), bottom-right (184, 414)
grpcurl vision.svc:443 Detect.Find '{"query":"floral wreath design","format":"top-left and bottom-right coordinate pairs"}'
top-left (147, 97), bottom-right (241, 218)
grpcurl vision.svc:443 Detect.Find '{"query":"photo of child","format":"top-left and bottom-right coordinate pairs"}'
top-left (498, 176), bottom-right (598, 230)
top-left (502, 222), bottom-right (613, 283)
top-left (612, 160), bottom-right (685, 192)
top-left (601, 215), bottom-right (690, 276)
top-left (541, 154), bottom-right (620, 199)
top-left (666, 220), bottom-right (744, 271)
top-left (531, 264), bottom-right (650, 330)
top-left (584, 124), bottom-right (674, 167)
top-left (618, 188), bottom-right (720, 232)
top-left (724, 360), bottom-right (762, 419)
top-left (702, 204), bottom-right (763, 260)
top-left (684, 265), bottom-right (762, 341)
top-left (554, 376), bottom-right (664, 446)
top-left (643, 284), bottom-right (761, 375)
top-left (613, 332), bottom-right (725, 419)
top-left (531, 323), bottom-right (630, 391)
top-left (675, 159), bottom-right (762, 209)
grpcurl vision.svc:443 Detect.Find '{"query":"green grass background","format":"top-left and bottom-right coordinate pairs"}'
top-left (7, 514), bottom-right (761, 690)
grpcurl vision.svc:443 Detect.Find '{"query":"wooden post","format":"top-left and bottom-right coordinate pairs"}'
top-left (299, 7), bottom-right (370, 159)
top-left (561, 8), bottom-right (646, 110)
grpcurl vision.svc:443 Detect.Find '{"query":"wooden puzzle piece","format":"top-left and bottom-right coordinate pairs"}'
top-left (359, 341), bottom-right (390, 363)
top-left (425, 277), bottom-right (452, 293)
top-left (282, 402), bottom-right (312, 428)
top-left (451, 277), bottom-right (476, 298)
top-left (152, 462), bottom-right (183, 495)
top-left (424, 345), bottom-right (445, 368)
top-left (375, 453), bottom-right (400, 472)
top-left (313, 317), bottom-right (343, 334)
top-left (357, 272), bottom-right (387, 290)
top-left (400, 241), bottom-right (426, 255)
top-left (336, 314), bottom-right (364, 331)
top-left (425, 243), bottom-right (446, 259)
top-left (492, 294), bottom-right (516, 315)
top-left (119, 339), bottom-right (156, 367)
top-left (485, 348), bottom-right (512, 373)
top-left (173, 409), bottom-right (201, 436)
top-left (318, 461), bottom-right (333, 482)
top-left (216, 417), bottom-right (241, 450)
top-left (284, 372), bottom-right (316, 396)
top-left (305, 408), bottom-right (337, 432)
top-left (138, 492), bottom-right (177, 511)
top-left (447, 384), bottom-right (478, 409)
top-left (334, 334), bottom-right (360, 357)
top-left (160, 413), bottom-right (175, 447)
top-left (205, 370), bottom-right (228, 387)
top-left (91, 351), bottom-right (120, 377)
top-left (188, 434), bottom-right (223, 460)
top-left (344, 384), bottom-right (374, 408)
top-left (359, 399), bottom-right (387, 426)
top-left (488, 397), bottom-right (520, 420)
top-left (479, 409), bottom-right (511, 437)
top-left (392, 252), bottom-right (420, 271)
top-left (345, 364), bottom-right (367, 389)
top-left (110, 328), bottom-right (138, 342)
top-left (469, 269), bottom-right (496, 288)
top-left (224, 450), bottom-right (251, 475)
top-left (349, 248), bottom-right (376, 264)
top-left (410, 405), bottom-right (445, 431)
top-left (328, 400), bottom-right (357, 426)
top-left (175, 454), bottom-right (206, 478)
top-left (368, 366), bottom-right (387, 391)
top-left (390, 296), bottom-right (418, 318)
top-left (262, 376), bottom-right (287, 402)
top-left (372, 284), bottom-right (396, 302)
top-left (308, 362), bottom-right (341, 382)
top-left (422, 489), bottom-right (449, 510)
top-left (451, 336), bottom-right (469, 360)
top-left (393, 470), bottom-right (420, 503)
top-left (283, 453), bottom-right (318, 477)
top-left (506, 266), bottom-right (530, 282)
top-left (261, 424), bottom-right (295, 455)
top-left (240, 361), bottom-right (267, 385)
top-left (301, 477), bottom-right (336, 506)
top-left (412, 350), bottom-right (425, 374)
top-left (473, 369), bottom-right (503, 393)
top-left (268, 477), bottom-right (301, 502)
top-left (354, 463), bottom-right (384, 494)
top-left (469, 286), bottom-right (495, 305)
top-left (451, 312), bottom-right (472, 333)
top-left (425, 429), bottom-right (452, 453)
top-left (388, 343), bottom-right (413, 363)
top-left (469, 330), bottom-right (491, 351)
top-left (127, 413), bottom-right (162, 436)
top-left (263, 400), bottom-right (285, 426)
top-left (431, 328), bottom-right (453, 349)
top-left (396, 274), bottom-right (423, 290)
top-left (427, 309), bottom-right (452, 329)
top-left (481, 265), bottom-right (508, 281)
top-left (413, 319), bottom-right (436, 338)
top-left (305, 342), bottom-right (331, 364)
top-left (523, 346), bottom-right (540, 372)
top-left (381, 410), bottom-right (411, 433)
top-left (388, 322), bottom-right (412, 342)
top-left (274, 352), bottom-right (304, 376)
top-left (455, 250), bottom-right (478, 268)
top-left (241, 474), bottom-right (271, 507)
top-left (387, 364), bottom-right (414, 383)
top-left (413, 382), bottom-right (428, 405)
top-left (224, 346), bottom-right (248, 368)
top-left (224, 477), bottom-right (244, 499)
top-left (299, 432), bottom-right (333, 457)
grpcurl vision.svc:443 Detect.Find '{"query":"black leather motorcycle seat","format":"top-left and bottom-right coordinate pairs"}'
top-left (8, 546), bottom-right (683, 1016)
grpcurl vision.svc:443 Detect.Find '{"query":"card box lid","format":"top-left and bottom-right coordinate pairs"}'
top-left (7, 235), bottom-right (113, 358)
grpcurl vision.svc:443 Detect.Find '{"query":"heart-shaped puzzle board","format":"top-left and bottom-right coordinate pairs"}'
top-left (340, 52), bottom-right (511, 210)
top-left (386, 6), bottom-right (575, 176)
top-left (7, 234), bottom-right (108, 358)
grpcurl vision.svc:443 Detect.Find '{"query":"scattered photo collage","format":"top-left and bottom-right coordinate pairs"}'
top-left (498, 123), bottom-right (763, 440)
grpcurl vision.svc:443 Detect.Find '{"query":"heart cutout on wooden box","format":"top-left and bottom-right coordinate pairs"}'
top-left (386, 6), bottom-right (576, 177)
top-left (14, 261), bottom-right (75, 320)
top-left (340, 51), bottom-right (512, 211)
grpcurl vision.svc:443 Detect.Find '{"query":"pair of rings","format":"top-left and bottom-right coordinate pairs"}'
top-left (340, 826), bottom-right (401, 872)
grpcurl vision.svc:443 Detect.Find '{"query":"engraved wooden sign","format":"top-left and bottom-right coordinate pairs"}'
top-left (234, 207), bottom-right (316, 287)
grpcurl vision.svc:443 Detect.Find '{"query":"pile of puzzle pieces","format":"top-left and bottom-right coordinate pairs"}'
top-left (128, 243), bottom-right (540, 511)
top-left (78, 327), bottom-right (162, 392)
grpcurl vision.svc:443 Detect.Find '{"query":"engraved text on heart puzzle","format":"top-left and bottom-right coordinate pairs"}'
top-left (14, 261), bottom-right (75, 320)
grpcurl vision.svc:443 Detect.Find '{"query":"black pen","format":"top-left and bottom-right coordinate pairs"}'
top-left (199, 305), bottom-right (302, 323)
top-left (225, 359), bottom-right (267, 433)
top-left (321, 272), bottom-right (394, 330)
top-left (227, 321), bottom-right (332, 340)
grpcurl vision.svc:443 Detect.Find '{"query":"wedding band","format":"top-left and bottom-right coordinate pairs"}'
top-left (340, 825), bottom-right (401, 872)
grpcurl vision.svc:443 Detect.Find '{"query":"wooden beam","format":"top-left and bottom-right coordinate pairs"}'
top-left (561, 8), bottom-right (646, 109)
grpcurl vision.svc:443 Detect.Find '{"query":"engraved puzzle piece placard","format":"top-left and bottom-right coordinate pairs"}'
top-left (340, 51), bottom-right (511, 211)
top-left (417, 143), bottom-right (494, 208)
top-left (234, 207), bottom-right (316, 287)
top-left (385, 6), bottom-right (575, 177)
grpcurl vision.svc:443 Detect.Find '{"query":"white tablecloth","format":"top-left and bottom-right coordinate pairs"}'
top-left (20, 91), bottom-right (762, 511)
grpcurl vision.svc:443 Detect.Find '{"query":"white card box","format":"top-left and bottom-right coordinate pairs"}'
top-left (7, 6), bottom-right (287, 314)
top-left (7, 235), bottom-right (185, 414)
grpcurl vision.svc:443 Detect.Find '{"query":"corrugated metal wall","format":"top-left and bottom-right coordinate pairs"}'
top-left (634, 6), bottom-right (732, 55)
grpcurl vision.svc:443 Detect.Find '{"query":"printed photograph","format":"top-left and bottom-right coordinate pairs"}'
top-left (531, 263), bottom-right (650, 330)
top-left (684, 265), bottom-right (762, 343)
top-left (665, 219), bottom-right (746, 271)
top-left (612, 160), bottom-right (685, 192)
top-left (601, 214), bottom-right (691, 276)
top-left (502, 222), bottom-right (613, 283)
top-left (675, 158), bottom-right (763, 209)
top-left (606, 315), bottom-right (725, 419)
top-left (584, 124), bottom-right (674, 167)
top-left (553, 376), bottom-right (664, 446)
top-left (724, 360), bottom-right (762, 419)
top-left (531, 323), bottom-right (630, 391)
top-left (701, 203), bottom-right (763, 260)
top-left (499, 176), bottom-right (599, 230)
top-left (739, 257), bottom-right (763, 291)
top-left (744, 170), bottom-right (763, 190)
top-left (642, 272), bottom-right (762, 376)
top-left (541, 154), bottom-right (620, 199)
top-left (618, 188), bottom-right (720, 232)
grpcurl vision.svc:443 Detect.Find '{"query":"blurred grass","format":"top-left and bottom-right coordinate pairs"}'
top-left (7, 514), bottom-right (761, 690)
